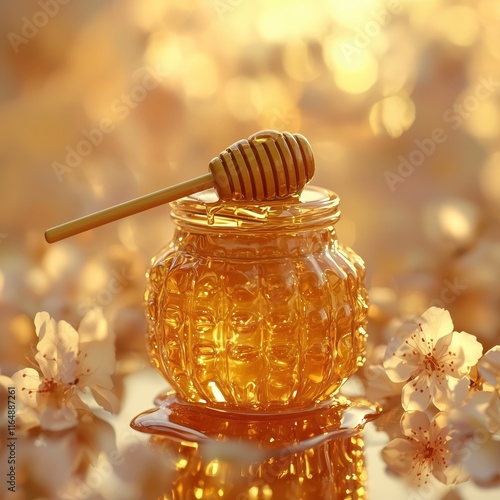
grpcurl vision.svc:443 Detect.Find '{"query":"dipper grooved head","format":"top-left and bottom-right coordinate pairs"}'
top-left (209, 130), bottom-right (315, 201)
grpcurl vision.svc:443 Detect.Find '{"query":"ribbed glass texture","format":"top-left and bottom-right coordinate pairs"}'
top-left (146, 187), bottom-right (368, 412)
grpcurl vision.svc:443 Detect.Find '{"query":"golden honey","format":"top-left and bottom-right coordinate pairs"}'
top-left (145, 186), bottom-right (368, 412)
top-left (151, 427), bottom-right (367, 500)
top-left (131, 393), bottom-right (377, 500)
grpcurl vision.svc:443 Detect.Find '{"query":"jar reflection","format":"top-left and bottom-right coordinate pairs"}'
top-left (132, 395), bottom-right (378, 500)
top-left (150, 425), bottom-right (367, 500)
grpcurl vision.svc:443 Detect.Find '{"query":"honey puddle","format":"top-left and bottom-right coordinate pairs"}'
top-left (131, 392), bottom-right (380, 499)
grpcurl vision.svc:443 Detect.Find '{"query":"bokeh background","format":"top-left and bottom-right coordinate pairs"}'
top-left (0, 0), bottom-right (499, 498)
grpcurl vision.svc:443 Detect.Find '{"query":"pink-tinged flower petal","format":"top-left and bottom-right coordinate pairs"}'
top-left (419, 307), bottom-right (453, 343)
top-left (78, 339), bottom-right (115, 390)
top-left (364, 364), bottom-right (404, 402)
top-left (56, 321), bottom-right (80, 384)
top-left (450, 331), bottom-right (483, 377)
top-left (447, 391), bottom-right (500, 484)
top-left (484, 392), bottom-right (500, 434)
top-left (432, 331), bottom-right (455, 371)
top-left (448, 397), bottom-right (480, 436)
top-left (384, 337), bottom-right (419, 383)
top-left (381, 438), bottom-right (415, 475)
top-left (478, 345), bottom-right (500, 389)
top-left (34, 311), bottom-right (55, 340)
top-left (77, 310), bottom-right (115, 386)
top-left (400, 410), bottom-right (431, 440)
top-left (384, 411), bottom-right (460, 486)
top-left (11, 368), bottom-right (41, 408)
top-left (35, 317), bottom-right (79, 384)
top-left (461, 391), bottom-right (493, 427)
top-left (34, 312), bottom-right (57, 377)
top-left (431, 376), bottom-right (469, 411)
top-left (402, 375), bottom-right (432, 411)
top-left (90, 386), bottom-right (120, 413)
top-left (66, 393), bottom-right (92, 414)
top-left (464, 437), bottom-right (500, 482)
top-left (14, 310), bottom-right (119, 430)
top-left (78, 308), bottom-right (113, 343)
top-left (455, 390), bottom-right (500, 435)
top-left (428, 411), bottom-right (449, 440)
top-left (433, 461), bottom-right (469, 485)
top-left (78, 350), bottom-right (115, 386)
top-left (385, 307), bottom-right (484, 415)
top-left (39, 405), bottom-right (78, 431)
top-left (76, 309), bottom-right (119, 414)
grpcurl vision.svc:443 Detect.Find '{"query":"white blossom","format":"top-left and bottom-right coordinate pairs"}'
top-left (384, 307), bottom-right (482, 410)
top-left (11, 309), bottom-right (119, 431)
top-left (448, 390), bottom-right (500, 484)
top-left (478, 345), bottom-right (500, 391)
top-left (382, 411), bottom-right (468, 486)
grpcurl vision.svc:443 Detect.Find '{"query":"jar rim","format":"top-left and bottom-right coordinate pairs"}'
top-left (169, 185), bottom-right (341, 232)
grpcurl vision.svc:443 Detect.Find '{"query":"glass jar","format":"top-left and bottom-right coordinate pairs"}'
top-left (145, 186), bottom-right (368, 412)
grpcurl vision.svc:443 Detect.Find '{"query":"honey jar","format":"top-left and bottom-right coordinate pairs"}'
top-left (145, 185), bottom-right (368, 412)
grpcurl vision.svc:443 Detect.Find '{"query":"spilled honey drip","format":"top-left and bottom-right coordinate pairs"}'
top-left (131, 393), bottom-right (379, 499)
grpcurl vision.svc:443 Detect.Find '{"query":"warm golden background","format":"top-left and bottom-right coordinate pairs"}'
top-left (0, 0), bottom-right (499, 497)
top-left (2, 0), bottom-right (499, 362)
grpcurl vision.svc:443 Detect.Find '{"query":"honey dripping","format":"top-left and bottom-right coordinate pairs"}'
top-left (203, 130), bottom-right (314, 225)
top-left (205, 203), bottom-right (220, 226)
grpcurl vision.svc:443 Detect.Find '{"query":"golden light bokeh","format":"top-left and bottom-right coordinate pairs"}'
top-left (1, 0), bottom-right (500, 497)
top-left (437, 5), bottom-right (479, 47)
top-left (369, 94), bottom-right (416, 137)
top-left (324, 39), bottom-right (379, 94)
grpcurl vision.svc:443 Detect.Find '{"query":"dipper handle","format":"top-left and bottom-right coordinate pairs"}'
top-left (44, 174), bottom-right (214, 243)
top-left (45, 130), bottom-right (315, 243)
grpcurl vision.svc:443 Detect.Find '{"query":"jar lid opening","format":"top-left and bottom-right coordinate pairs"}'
top-left (170, 185), bottom-right (341, 232)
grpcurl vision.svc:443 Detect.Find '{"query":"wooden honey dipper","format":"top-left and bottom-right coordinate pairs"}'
top-left (44, 130), bottom-right (315, 243)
